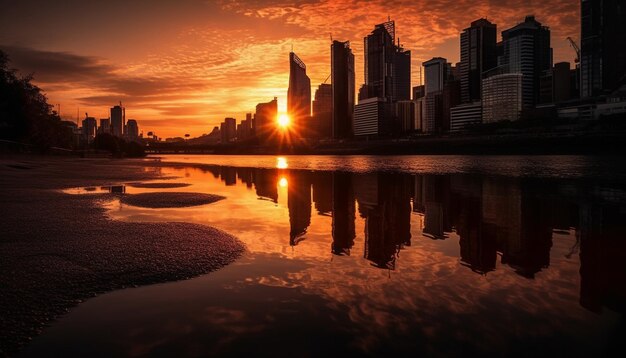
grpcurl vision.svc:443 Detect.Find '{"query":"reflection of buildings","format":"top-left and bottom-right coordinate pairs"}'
top-left (254, 169), bottom-right (278, 203)
top-left (193, 164), bottom-right (626, 315)
top-left (578, 202), bottom-right (626, 314)
top-left (421, 175), bottom-right (452, 240)
top-left (311, 172), bottom-right (332, 215)
top-left (331, 172), bottom-right (355, 255)
top-left (355, 173), bottom-right (412, 269)
top-left (288, 171), bottom-right (311, 245)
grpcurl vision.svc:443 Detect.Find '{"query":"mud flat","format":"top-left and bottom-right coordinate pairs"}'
top-left (0, 157), bottom-right (244, 356)
top-left (120, 192), bottom-right (224, 208)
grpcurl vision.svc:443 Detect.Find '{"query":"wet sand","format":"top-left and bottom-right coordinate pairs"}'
top-left (120, 192), bottom-right (224, 208)
top-left (0, 156), bottom-right (244, 356)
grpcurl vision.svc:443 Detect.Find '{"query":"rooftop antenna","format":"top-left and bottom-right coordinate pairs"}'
top-left (76, 107), bottom-right (79, 126)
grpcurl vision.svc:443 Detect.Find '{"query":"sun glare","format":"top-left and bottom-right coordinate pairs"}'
top-left (278, 177), bottom-right (288, 187)
top-left (276, 157), bottom-right (288, 169)
top-left (277, 114), bottom-right (290, 129)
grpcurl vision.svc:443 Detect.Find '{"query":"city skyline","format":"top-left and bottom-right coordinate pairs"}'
top-left (0, 0), bottom-right (580, 138)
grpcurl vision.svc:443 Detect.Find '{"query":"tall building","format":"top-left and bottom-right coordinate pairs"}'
top-left (499, 16), bottom-right (552, 108)
top-left (362, 20), bottom-right (411, 102)
top-left (254, 97), bottom-right (278, 144)
top-left (422, 58), bottom-right (448, 133)
top-left (81, 116), bottom-right (97, 142)
top-left (313, 83), bottom-right (332, 139)
top-left (580, 0), bottom-right (626, 98)
top-left (423, 58), bottom-right (448, 95)
top-left (482, 72), bottom-right (523, 123)
top-left (110, 105), bottom-right (123, 137)
top-left (288, 52), bottom-right (311, 136)
top-left (357, 20), bottom-right (411, 137)
top-left (98, 118), bottom-right (110, 134)
top-left (460, 19), bottom-right (498, 103)
top-left (220, 117), bottom-right (237, 144)
top-left (331, 40), bottom-right (355, 139)
top-left (126, 119), bottom-right (139, 140)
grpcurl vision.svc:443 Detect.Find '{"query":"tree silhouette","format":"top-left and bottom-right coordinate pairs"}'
top-left (0, 49), bottom-right (73, 150)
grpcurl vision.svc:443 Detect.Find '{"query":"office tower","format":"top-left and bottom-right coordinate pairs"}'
top-left (313, 83), bottom-right (332, 139)
top-left (331, 40), bottom-right (355, 139)
top-left (110, 105), bottom-right (123, 137)
top-left (581, 0), bottom-right (626, 98)
top-left (125, 119), bottom-right (139, 140)
top-left (355, 20), bottom-right (411, 137)
top-left (353, 98), bottom-right (387, 136)
top-left (413, 85), bottom-right (425, 100)
top-left (81, 116), bottom-right (97, 142)
top-left (499, 16), bottom-right (552, 108)
top-left (99, 118), bottom-right (110, 134)
top-left (288, 52), bottom-right (311, 135)
top-left (423, 58), bottom-right (448, 95)
top-left (422, 58), bottom-right (448, 133)
top-left (450, 102), bottom-right (483, 132)
top-left (220, 117), bottom-right (237, 144)
top-left (482, 72), bottom-right (523, 122)
top-left (395, 101), bottom-right (416, 133)
top-left (539, 62), bottom-right (576, 104)
top-left (393, 47), bottom-right (411, 101)
top-left (460, 19), bottom-right (498, 104)
top-left (254, 97), bottom-right (278, 144)
top-left (362, 21), bottom-right (410, 102)
top-left (237, 114), bottom-right (253, 141)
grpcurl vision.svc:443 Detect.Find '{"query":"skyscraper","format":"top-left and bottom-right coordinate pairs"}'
top-left (125, 119), bottom-right (139, 140)
top-left (499, 16), bottom-right (552, 108)
top-left (355, 20), bottom-right (411, 137)
top-left (422, 58), bottom-right (448, 133)
top-left (313, 83), bottom-right (332, 138)
top-left (580, 0), bottom-right (626, 98)
top-left (460, 19), bottom-right (498, 103)
top-left (331, 40), bottom-right (355, 139)
top-left (288, 52), bottom-right (311, 136)
top-left (362, 21), bottom-right (410, 102)
top-left (110, 105), bottom-right (123, 137)
top-left (254, 97), bottom-right (278, 144)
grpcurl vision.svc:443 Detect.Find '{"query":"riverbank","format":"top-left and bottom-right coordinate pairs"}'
top-left (146, 128), bottom-right (626, 155)
top-left (0, 157), bottom-right (245, 356)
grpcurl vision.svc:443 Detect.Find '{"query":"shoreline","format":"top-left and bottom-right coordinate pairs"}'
top-left (146, 129), bottom-right (626, 156)
top-left (0, 157), bottom-right (245, 356)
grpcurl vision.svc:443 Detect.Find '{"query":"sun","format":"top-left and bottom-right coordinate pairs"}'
top-left (277, 114), bottom-right (290, 129)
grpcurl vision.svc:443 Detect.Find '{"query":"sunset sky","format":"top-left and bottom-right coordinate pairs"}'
top-left (0, 0), bottom-right (580, 138)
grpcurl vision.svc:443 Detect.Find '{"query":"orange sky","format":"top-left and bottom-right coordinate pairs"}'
top-left (0, 0), bottom-right (580, 138)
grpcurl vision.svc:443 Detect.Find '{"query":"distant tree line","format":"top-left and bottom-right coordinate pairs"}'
top-left (0, 50), bottom-right (74, 151)
top-left (0, 49), bottom-right (144, 157)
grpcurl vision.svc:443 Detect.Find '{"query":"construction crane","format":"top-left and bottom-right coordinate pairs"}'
top-left (567, 37), bottom-right (580, 64)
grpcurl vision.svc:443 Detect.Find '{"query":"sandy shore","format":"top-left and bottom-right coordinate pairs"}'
top-left (0, 156), bottom-right (245, 356)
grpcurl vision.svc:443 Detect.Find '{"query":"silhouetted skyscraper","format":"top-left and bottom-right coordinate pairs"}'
top-left (110, 105), bottom-right (123, 137)
top-left (581, 0), bottom-right (626, 98)
top-left (362, 21), bottom-right (410, 102)
top-left (460, 19), bottom-right (498, 103)
top-left (313, 83), bottom-right (332, 138)
top-left (331, 40), bottom-right (355, 139)
top-left (288, 52), bottom-right (311, 135)
top-left (126, 119), bottom-right (139, 140)
top-left (499, 16), bottom-right (552, 108)
top-left (254, 97), bottom-right (278, 144)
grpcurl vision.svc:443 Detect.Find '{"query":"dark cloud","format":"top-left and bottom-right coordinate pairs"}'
top-left (0, 45), bottom-right (208, 106)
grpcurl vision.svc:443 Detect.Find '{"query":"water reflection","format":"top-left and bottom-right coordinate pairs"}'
top-left (192, 164), bottom-right (626, 315)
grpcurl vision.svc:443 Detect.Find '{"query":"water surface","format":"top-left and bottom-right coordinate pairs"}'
top-left (24, 155), bottom-right (626, 357)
